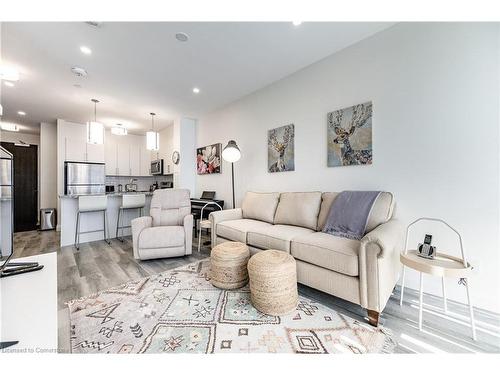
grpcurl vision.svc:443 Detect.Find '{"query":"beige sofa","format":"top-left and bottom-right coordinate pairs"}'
top-left (210, 191), bottom-right (403, 326)
top-left (131, 189), bottom-right (193, 260)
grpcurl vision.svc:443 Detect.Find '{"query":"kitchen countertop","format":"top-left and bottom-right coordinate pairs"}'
top-left (59, 191), bottom-right (154, 198)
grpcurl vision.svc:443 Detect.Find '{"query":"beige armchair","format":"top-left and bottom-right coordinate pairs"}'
top-left (131, 189), bottom-right (193, 260)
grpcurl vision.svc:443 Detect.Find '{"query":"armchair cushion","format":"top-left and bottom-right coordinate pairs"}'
top-left (150, 189), bottom-right (191, 226)
top-left (138, 226), bottom-right (184, 249)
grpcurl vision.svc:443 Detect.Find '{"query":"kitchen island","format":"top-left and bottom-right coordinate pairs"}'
top-left (59, 192), bottom-right (154, 247)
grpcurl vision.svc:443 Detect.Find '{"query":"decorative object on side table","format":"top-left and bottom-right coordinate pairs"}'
top-left (327, 101), bottom-right (373, 167)
top-left (197, 143), bottom-right (221, 174)
top-left (210, 241), bottom-right (250, 289)
top-left (417, 234), bottom-right (436, 259)
top-left (268, 124), bottom-right (295, 172)
top-left (222, 140), bottom-right (241, 208)
top-left (399, 217), bottom-right (476, 340)
top-left (247, 250), bottom-right (298, 316)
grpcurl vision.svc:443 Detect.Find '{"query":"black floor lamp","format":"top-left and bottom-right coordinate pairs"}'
top-left (222, 140), bottom-right (241, 209)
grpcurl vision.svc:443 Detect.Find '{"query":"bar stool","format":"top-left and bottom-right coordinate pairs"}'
top-left (198, 201), bottom-right (222, 252)
top-left (75, 195), bottom-right (110, 250)
top-left (116, 194), bottom-right (146, 241)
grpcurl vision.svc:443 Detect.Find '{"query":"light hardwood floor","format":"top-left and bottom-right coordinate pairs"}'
top-left (11, 230), bottom-right (500, 354)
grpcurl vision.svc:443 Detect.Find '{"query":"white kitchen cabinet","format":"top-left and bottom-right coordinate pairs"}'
top-left (105, 133), bottom-right (118, 175)
top-left (60, 121), bottom-right (104, 163)
top-left (86, 142), bottom-right (105, 163)
top-left (140, 145), bottom-right (152, 176)
top-left (129, 136), bottom-right (141, 176)
top-left (116, 140), bottom-right (130, 176)
top-left (63, 122), bottom-right (87, 162)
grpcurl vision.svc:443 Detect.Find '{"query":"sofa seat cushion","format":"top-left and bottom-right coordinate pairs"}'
top-left (247, 225), bottom-right (314, 252)
top-left (216, 219), bottom-right (272, 243)
top-left (139, 226), bottom-right (184, 249)
top-left (291, 232), bottom-right (360, 276)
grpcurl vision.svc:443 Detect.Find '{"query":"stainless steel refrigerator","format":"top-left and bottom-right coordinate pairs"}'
top-left (64, 161), bottom-right (106, 195)
top-left (0, 146), bottom-right (13, 258)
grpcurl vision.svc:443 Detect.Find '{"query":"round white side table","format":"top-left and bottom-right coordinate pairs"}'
top-left (399, 218), bottom-right (477, 341)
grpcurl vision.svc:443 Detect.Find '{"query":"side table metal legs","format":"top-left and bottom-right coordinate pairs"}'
top-left (465, 278), bottom-right (477, 341)
top-left (399, 265), bottom-right (406, 306)
top-left (400, 269), bottom-right (477, 340)
top-left (442, 277), bottom-right (448, 313)
top-left (418, 272), bottom-right (424, 331)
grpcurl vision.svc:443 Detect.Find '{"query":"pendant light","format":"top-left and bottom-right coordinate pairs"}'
top-left (111, 123), bottom-right (127, 136)
top-left (87, 99), bottom-right (104, 144)
top-left (146, 112), bottom-right (159, 151)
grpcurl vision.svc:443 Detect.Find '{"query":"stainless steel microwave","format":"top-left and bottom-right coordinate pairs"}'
top-left (150, 159), bottom-right (164, 175)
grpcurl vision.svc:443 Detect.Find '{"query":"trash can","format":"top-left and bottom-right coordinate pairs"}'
top-left (40, 208), bottom-right (56, 231)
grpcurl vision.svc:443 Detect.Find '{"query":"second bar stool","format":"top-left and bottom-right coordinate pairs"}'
top-left (75, 195), bottom-right (110, 250)
top-left (116, 194), bottom-right (146, 241)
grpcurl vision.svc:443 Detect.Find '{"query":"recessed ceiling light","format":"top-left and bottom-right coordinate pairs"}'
top-left (175, 32), bottom-right (189, 42)
top-left (193, 87), bottom-right (200, 94)
top-left (17, 111), bottom-right (26, 116)
top-left (80, 46), bottom-right (92, 55)
top-left (1, 123), bottom-right (19, 132)
top-left (292, 21), bottom-right (302, 26)
top-left (4, 81), bottom-right (15, 87)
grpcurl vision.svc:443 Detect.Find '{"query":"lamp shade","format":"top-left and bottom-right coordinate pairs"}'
top-left (146, 130), bottom-right (159, 151)
top-left (222, 140), bottom-right (241, 163)
top-left (87, 121), bottom-right (104, 144)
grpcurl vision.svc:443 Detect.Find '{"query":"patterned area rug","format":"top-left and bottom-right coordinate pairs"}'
top-left (67, 260), bottom-right (396, 354)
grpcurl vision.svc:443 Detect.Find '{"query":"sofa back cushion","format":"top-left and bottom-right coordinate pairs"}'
top-left (317, 191), bottom-right (395, 233)
top-left (150, 188), bottom-right (191, 227)
top-left (241, 192), bottom-right (280, 224)
top-left (274, 192), bottom-right (322, 230)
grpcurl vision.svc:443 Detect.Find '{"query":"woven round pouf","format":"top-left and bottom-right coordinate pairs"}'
top-left (210, 241), bottom-right (250, 289)
top-left (247, 250), bottom-right (298, 316)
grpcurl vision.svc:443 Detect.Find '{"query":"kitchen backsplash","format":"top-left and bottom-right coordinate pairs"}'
top-left (106, 175), bottom-right (173, 191)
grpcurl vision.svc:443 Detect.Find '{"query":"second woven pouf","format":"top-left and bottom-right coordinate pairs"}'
top-left (210, 241), bottom-right (250, 289)
top-left (247, 249), bottom-right (298, 316)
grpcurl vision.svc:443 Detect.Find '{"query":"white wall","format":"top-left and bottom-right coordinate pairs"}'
top-left (173, 117), bottom-right (197, 195)
top-left (40, 123), bottom-right (57, 211)
top-left (197, 23), bottom-right (500, 312)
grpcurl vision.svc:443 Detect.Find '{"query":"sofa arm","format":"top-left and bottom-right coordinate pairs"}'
top-left (184, 214), bottom-right (193, 255)
top-left (209, 208), bottom-right (243, 247)
top-left (131, 216), bottom-right (152, 259)
top-left (358, 219), bottom-right (404, 312)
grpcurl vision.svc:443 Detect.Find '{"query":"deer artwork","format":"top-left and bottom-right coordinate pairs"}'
top-left (268, 124), bottom-right (294, 172)
top-left (329, 102), bottom-right (373, 166)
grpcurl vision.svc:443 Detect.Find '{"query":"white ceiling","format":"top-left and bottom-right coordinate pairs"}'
top-left (0, 22), bottom-right (393, 135)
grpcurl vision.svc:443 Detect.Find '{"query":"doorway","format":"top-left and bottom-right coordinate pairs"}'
top-left (0, 142), bottom-right (38, 232)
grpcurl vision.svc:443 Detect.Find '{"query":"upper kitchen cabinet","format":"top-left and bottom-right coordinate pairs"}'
top-left (140, 145), bottom-right (152, 176)
top-left (86, 142), bottom-right (105, 163)
top-left (59, 120), bottom-right (104, 163)
top-left (104, 132), bottom-right (151, 176)
top-left (129, 135), bottom-right (141, 176)
top-left (105, 132), bottom-right (118, 175)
